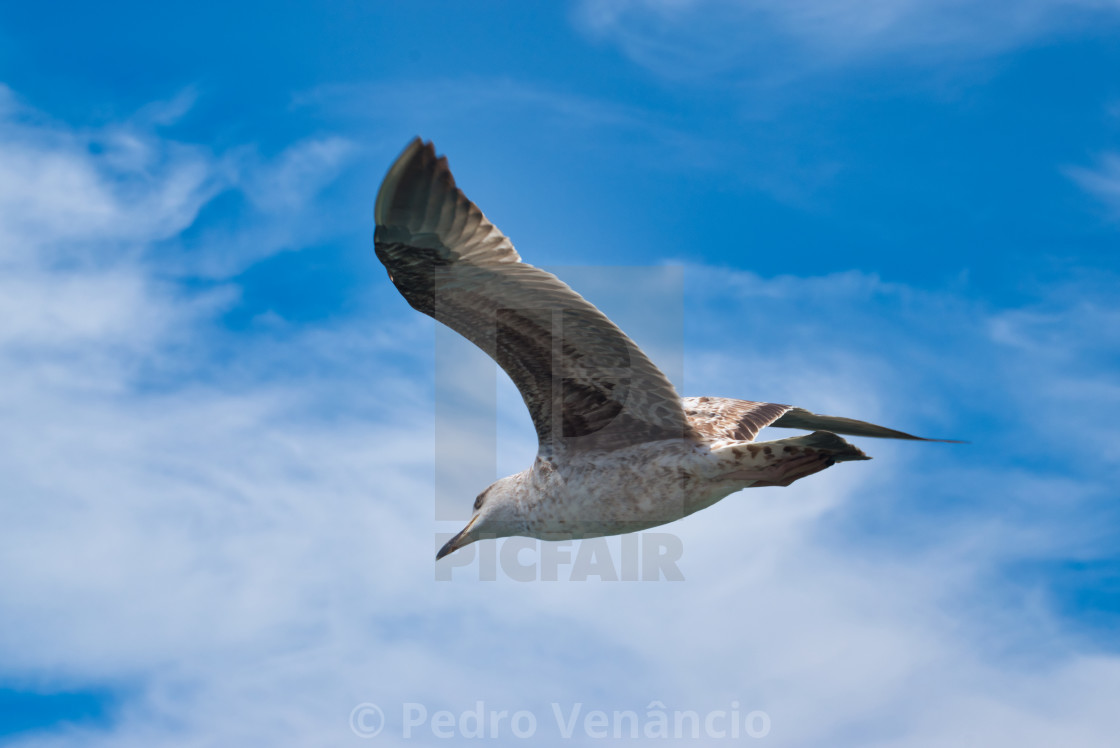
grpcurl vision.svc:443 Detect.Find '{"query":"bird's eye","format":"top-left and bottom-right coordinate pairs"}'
top-left (473, 486), bottom-right (493, 511)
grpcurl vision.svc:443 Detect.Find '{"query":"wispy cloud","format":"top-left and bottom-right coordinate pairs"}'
top-left (294, 76), bottom-right (845, 209)
top-left (293, 76), bottom-right (714, 168)
top-left (234, 136), bottom-right (357, 213)
top-left (0, 86), bottom-right (222, 264)
top-left (574, 0), bottom-right (1120, 81)
top-left (1068, 152), bottom-right (1120, 216)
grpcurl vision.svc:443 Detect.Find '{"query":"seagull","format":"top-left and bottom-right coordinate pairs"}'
top-left (374, 139), bottom-right (958, 560)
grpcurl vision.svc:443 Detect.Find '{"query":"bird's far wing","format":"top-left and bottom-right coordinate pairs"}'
top-left (682, 397), bottom-right (794, 443)
top-left (375, 138), bottom-right (694, 453)
top-left (683, 397), bottom-right (964, 443)
top-left (769, 408), bottom-right (965, 442)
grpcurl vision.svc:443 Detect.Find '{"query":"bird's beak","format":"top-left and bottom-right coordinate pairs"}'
top-left (436, 516), bottom-right (478, 560)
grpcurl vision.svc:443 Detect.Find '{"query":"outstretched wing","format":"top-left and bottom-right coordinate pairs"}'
top-left (375, 138), bottom-right (694, 453)
top-left (684, 397), bottom-right (962, 443)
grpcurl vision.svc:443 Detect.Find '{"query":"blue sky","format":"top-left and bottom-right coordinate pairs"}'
top-left (1, 1), bottom-right (1119, 745)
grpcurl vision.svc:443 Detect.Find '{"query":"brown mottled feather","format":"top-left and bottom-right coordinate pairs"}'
top-left (682, 396), bottom-right (793, 443)
top-left (374, 139), bottom-right (694, 453)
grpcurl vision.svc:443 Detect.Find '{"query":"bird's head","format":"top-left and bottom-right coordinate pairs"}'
top-left (436, 473), bottom-right (528, 560)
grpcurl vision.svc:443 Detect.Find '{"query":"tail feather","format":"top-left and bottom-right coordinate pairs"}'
top-left (769, 430), bottom-right (871, 462)
top-left (714, 430), bottom-right (869, 488)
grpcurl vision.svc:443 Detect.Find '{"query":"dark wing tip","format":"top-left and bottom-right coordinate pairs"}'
top-left (374, 137), bottom-right (436, 226)
top-left (373, 137), bottom-right (520, 266)
top-left (769, 408), bottom-right (968, 444)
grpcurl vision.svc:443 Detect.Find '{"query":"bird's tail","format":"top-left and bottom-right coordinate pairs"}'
top-left (766, 430), bottom-right (871, 462)
top-left (713, 431), bottom-right (870, 488)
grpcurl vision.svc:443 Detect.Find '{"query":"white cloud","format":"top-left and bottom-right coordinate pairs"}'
top-left (2, 87), bottom-right (1120, 746)
top-left (0, 125), bottom-right (216, 263)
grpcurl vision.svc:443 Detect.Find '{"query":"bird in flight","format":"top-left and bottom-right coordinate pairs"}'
top-left (374, 139), bottom-right (958, 560)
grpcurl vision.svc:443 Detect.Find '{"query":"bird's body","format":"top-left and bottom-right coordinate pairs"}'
top-left (464, 415), bottom-right (870, 541)
top-left (373, 139), bottom-right (956, 559)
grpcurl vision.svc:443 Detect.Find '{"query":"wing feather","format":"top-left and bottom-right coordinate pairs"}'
top-left (375, 139), bottom-right (693, 453)
top-left (770, 408), bottom-right (964, 442)
top-left (682, 397), bottom-right (793, 442)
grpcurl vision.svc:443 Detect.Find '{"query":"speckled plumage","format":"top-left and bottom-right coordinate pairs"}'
top-left (373, 139), bottom-right (955, 560)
